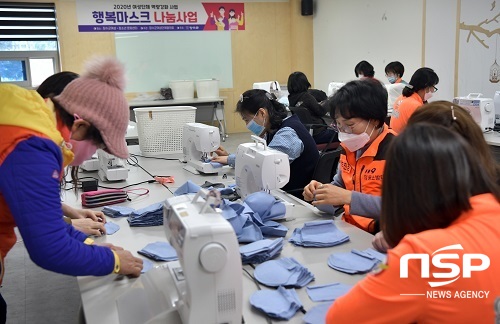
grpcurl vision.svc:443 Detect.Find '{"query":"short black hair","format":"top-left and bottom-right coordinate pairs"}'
top-left (236, 89), bottom-right (288, 130)
top-left (37, 71), bottom-right (79, 98)
top-left (354, 60), bottom-right (375, 77)
top-left (219, 6), bottom-right (225, 10)
top-left (384, 61), bottom-right (404, 77)
top-left (382, 123), bottom-right (500, 247)
top-left (403, 67), bottom-right (439, 97)
top-left (287, 71), bottom-right (311, 95)
top-left (326, 79), bottom-right (388, 128)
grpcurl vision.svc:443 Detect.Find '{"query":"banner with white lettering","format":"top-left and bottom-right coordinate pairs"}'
top-left (76, 1), bottom-right (245, 32)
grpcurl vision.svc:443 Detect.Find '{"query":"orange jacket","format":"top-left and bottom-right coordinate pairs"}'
top-left (390, 92), bottom-right (424, 134)
top-left (339, 125), bottom-right (396, 233)
top-left (327, 193), bottom-right (500, 324)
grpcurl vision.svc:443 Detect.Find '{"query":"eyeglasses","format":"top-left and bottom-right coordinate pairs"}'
top-left (330, 120), bottom-right (362, 134)
top-left (431, 86), bottom-right (438, 93)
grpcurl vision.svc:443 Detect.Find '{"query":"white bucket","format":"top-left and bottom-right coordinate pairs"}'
top-left (195, 79), bottom-right (219, 99)
top-left (169, 80), bottom-right (194, 99)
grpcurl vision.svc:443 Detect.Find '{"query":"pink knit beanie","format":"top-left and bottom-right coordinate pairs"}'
top-left (54, 57), bottom-right (129, 158)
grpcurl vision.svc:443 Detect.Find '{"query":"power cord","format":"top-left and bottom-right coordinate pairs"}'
top-left (127, 155), bottom-right (174, 194)
top-left (130, 153), bottom-right (179, 161)
top-left (242, 265), bottom-right (273, 324)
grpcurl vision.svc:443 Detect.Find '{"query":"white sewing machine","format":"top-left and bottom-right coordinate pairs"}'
top-left (453, 93), bottom-right (495, 131)
top-left (97, 149), bottom-right (128, 181)
top-left (182, 123), bottom-right (223, 174)
top-left (115, 189), bottom-right (242, 324)
top-left (235, 135), bottom-right (290, 199)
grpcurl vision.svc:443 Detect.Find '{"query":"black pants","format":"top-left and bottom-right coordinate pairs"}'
top-left (0, 293), bottom-right (6, 324)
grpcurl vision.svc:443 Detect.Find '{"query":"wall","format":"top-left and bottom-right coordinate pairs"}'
top-left (45, 0), bottom-right (313, 134)
top-left (314, 0), bottom-right (500, 103)
top-left (313, 0), bottom-right (423, 93)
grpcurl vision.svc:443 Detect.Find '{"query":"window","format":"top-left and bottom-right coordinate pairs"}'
top-left (0, 2), bottom-right (60, 88)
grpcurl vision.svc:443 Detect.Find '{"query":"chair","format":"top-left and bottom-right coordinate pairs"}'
top-left (289, 106), bottom-right (339, 152)
top-left (312, 148), bottom-right (341, 184)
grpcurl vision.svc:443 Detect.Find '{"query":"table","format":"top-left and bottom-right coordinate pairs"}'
top-left (129, 98), bottom-right (227, 141)
top-left (70, 149), bottom-right (375, 324)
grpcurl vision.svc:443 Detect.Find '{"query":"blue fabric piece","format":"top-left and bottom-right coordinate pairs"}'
top-left (306, 282), bottom-right (353, 302)
top-left (0, 136), bottom-right (114, 276)
top-left (221, 195), bottom-right (286, 243)
top-left (127, 202), bottom-right (164, 227)
top-left (327, 250), bottom-right (380, 274)
top-left (303, 303), bottom-right (332, 324)
top-left (289, 220), bottom-right (349, 247)
top-left (104, 221), bottom-right (120, 235)
top-left (351, 248), bottom-right (386, 262)
top-left (249, 286), bottom-right (302, 320)
top-left (138, 241), bottom-right (178, 261)
top-left (101, 205), bottom-right (135, 218)
top-left (209, 161), bottom-right (223, 168)
top-left (141, 258), bottom-right (154, 273)
top-left (173, 180), bottom-right (201, 196)
top-left (239, 238), bottom-right (284, 264)
top-left (260, 221), bottom-right (288, 237)
top-left (254, 257), bottom-right (314, 288)
top-left (238, 220), bottom-right (263, 243)
top-left (244, 192), bottom-right (286, 222)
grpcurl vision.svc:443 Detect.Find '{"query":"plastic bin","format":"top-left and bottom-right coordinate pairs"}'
top-left (195, 79), bottom-right (219, 99)
top-left (169, 80), bottom-right (194, 99)
top-left (134, 106), bottom-right (197, 156)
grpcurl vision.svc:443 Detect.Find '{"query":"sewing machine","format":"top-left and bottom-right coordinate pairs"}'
top-left (115, 189), bottom-right (242, 324)
top-left (182, 123), bottom-right (222, 174)
top-left (235, 135), bottom-right (290, 199)
top-left (453, 93), bottom-right (495, 131)
top-left (97, 149), bottom-right (128, 181)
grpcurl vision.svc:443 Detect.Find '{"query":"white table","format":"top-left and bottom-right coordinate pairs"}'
top-left (129, 98), bottom-right (227, 141)
top-left (70, 151), bottom-right (375, 324)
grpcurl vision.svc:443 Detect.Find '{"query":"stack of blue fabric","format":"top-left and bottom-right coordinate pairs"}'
top-left (137, 241), bottom-right (178, 261)
top-left (240, 238), bottom-right (284, 264)
top-left (249, 286), bottom-right (303, 321)
top-left (221, 192), bottom-right (288, 243)
top-left (306, 282), bottom-right (353, 302)
top-left (289, 220), bottom-right (350, 247)
top-left (328, 248), bottom-right (386, 274)
top-left (254, 257), bottom-right (314, 288)
top-left (173, 180), bottom-right (201, 196)
top-left (127, 202), bottom-right (164, 227)
top-left (101, 205), bottom-right (135, 218)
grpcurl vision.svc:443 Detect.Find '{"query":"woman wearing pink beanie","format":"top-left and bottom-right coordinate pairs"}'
top-left (0, 57), bottom-right (142, 323)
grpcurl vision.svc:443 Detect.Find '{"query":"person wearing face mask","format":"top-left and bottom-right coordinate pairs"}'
top-left (212, 89), bottom-right (319, 194)
top-left (0, 57), bottom-right (143, 322)
top-left (36, 71), bottom-right (108, 236)
top-left (303, 80), bottom-right (396, 233)
top-left (384, 61), bottom-right (407, 85)
top-left (390, 67), bottom-right (439, 133)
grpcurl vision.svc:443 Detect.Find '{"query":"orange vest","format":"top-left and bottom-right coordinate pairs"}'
top-left (339, 125), bottom-right (396, 233)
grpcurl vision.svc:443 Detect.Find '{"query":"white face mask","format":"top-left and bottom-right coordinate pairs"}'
top-left (424, 90), bottom-right (433, 101)
top-left (338, 122), bottom-right (376, 152)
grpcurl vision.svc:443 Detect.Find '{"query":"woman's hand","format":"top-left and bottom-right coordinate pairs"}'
top-left (115, 250), bottom-right (143, 277)
top-left (211, 156), bottom-right (229, 164)
top-left (311, 183), bottom-right (352, 207)
top-left (303, 180), bottom-right (322, 201)
top-left (62, 204), bottom-right (106, 223)
top-left (72, 218), bottom-right (106, 236)
top-left (214, 146), bottom-right (229, 156)
top-left (372, 231), bottom-right (391, 253)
